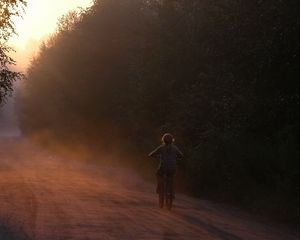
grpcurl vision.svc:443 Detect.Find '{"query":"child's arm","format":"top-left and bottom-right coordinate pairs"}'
top-left (148, 146), bottom-right (161, 158)
top-left (174, 145), bottom-right (184, 158)
top-left (174, 145), bottom-right (184, 168)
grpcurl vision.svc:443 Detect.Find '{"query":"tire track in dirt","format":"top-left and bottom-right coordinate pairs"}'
top-left (0, 161), bottom-right (37, 239)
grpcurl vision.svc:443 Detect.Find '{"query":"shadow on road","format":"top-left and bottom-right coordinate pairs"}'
top-left (182, 214), bottom-right (242, 240)
top-left (162, 228), bottom-right (179, 240)
top-left (0, 221), bottom-right (31, 240)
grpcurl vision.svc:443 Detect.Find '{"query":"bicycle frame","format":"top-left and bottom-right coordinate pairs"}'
top-left (158, 173), bottom-right (173, 209)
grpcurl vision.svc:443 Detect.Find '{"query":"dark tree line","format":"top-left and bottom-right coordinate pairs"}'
top-left (0, 0), bottom-right (26, 104)
top-left (19, 0), bottom-right (299, 223)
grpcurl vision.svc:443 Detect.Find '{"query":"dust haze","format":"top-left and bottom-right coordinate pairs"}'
top-left (0, 139), bottom-right (298, 240)
top-left (0, 0), bottom-right (299, 238)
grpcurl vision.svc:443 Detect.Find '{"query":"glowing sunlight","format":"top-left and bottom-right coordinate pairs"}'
top-left (9, 0), bottom-right (93, 69)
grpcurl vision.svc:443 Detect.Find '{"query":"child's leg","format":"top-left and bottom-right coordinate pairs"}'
top-left (170, 175), bottom-right (175, 199)
top-left (156, 169), bottom-right (163, 194)
top-left (167, 171), bottom-right (175, 199)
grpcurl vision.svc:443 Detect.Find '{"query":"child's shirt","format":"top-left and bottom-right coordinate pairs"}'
top-left (149, 144), bottom-right (183, 171)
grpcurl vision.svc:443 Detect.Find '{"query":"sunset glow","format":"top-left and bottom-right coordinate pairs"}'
top-left (9, 0), bottom-right (93, 69)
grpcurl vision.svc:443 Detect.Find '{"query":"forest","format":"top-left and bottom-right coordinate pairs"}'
top-left (18, 0), bottom-right (299, 224)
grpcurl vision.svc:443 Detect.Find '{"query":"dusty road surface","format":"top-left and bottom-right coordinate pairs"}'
top-left (0, 139), bottom-right (298, 240)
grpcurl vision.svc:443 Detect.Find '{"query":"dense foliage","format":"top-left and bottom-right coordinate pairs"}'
top-left (0, 0), bottom-right (26, 104)
top-left (19, 0), bottom-right (299, 223)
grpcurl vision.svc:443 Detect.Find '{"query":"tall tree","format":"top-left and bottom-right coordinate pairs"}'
top-left (19, 0), bottom-right (299, 223)
top-left (0, 0), bottom-right (26, 105)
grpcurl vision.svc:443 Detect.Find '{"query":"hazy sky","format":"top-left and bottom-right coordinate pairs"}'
top-left (9, 0), bottom-right (93, 70)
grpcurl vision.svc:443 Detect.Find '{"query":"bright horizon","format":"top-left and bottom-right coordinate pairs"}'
top-left (9, 0), bottom-right (93, 70)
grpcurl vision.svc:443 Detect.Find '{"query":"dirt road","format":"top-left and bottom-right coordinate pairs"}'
top-left (0, 139), bottom-right (298, 240)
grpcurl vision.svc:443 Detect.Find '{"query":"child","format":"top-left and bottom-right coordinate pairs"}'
top-left (148, 133), bottom-right (183, 199)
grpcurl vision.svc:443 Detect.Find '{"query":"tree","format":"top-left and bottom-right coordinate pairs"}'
top-left (19, 0), bottom-right (299, 223)
top-left (0, 0), bottom-right (26, 105)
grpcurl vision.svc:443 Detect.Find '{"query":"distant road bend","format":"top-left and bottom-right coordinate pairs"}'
top-left (0, 139), bottom-right (298, 240)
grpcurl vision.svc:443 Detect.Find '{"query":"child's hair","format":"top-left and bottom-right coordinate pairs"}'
top-left (161, 133), bottom-right (174, 144)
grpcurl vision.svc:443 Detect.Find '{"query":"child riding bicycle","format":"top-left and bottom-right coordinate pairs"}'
top-left (148, 133), bottom-right (183, 200)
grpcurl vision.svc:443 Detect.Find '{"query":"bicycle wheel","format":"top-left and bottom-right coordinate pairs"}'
top-left (165, 180), bottom-right (173, 210)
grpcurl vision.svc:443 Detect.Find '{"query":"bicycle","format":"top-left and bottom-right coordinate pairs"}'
top-left (157, 172), bottom-right (174, 210)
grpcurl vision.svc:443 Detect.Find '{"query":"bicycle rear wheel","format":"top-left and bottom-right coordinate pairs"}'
top-left (165, 176), bottom-right (173, 210)
top-left (158, 184), bottom-right (164, 208)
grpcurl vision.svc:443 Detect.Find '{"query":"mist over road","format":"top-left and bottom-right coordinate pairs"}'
top-left (0, 139), bottom-right (298, 240)
top-left (0, 96), bottom-right (21, 137)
